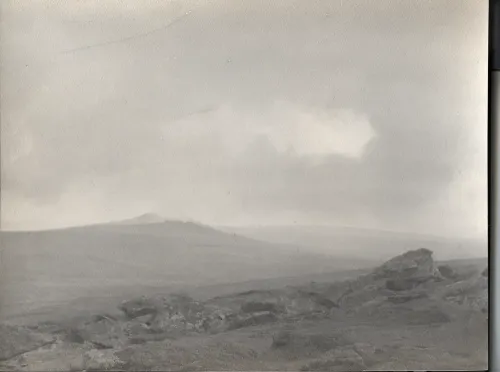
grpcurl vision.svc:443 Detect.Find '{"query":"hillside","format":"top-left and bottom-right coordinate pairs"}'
top-left (0, 249), bottom-right (488, 371)
top-left (220, 225), bottom-right (488, 261)
top-left (0, 217), bottom-right (374, 320)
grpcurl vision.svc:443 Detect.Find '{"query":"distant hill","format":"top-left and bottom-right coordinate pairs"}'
top-left (219, 225), bottom-right (488, 262)
top-left (109, 213), bottom-right (167, 225)
top-left (0, 217), bottom-right (374, 319)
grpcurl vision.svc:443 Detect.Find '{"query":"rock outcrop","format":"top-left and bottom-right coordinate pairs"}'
top-left (372, 248), bottom-right (442, 291)
top-left (326, 248), bottom-right (442, 310)
top-left (0, 249), bottom-right (487, 371)
top-left (441, 272), bottom-right (488, 313)
top-left (373, 248), bottom-right (441, 281)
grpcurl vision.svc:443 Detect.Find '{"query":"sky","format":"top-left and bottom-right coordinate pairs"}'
top-left (0, 0), bottom-right (488, 239)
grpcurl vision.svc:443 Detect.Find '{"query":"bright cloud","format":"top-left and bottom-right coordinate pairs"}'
top-left (162, 103), bottom-right (376, 161)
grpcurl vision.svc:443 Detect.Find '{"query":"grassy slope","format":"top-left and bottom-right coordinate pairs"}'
top-left (0, 221), bottom-right (375, 320)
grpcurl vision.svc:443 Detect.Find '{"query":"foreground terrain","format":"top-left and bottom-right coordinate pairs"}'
top-left (0, 248), bottom-right (488, 371)
top-left (0, 217), bottom-right (375, 319)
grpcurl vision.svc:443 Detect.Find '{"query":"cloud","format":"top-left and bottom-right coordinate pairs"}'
top-left (0, 0), bottom-right (487, 239)
top-left (162, 103), bottom-right (375, 160)
top-left (261, 105), bottom-right (375, 159)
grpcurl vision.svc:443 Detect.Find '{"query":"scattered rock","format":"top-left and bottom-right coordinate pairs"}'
top-left (387, 291), bottom-right (428, 304)
top-left (300, 346), bottom-right (367, 371)
top-left (83, 349), bottom-right (125, 371)
top-left (147, 311), bottom-right (189, 337)
top-left (271, 330), bottom-right (352, 359)
top-left (199, 308), bottom-right (233, 334)
top-left (119, 297), bottom-right (160, 320)
top-left (167, 293), bottom-right (206, 322)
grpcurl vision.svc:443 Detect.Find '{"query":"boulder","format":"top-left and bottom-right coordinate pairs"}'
top-left (373, 248), bottom-right (441, 285)
top-left (438, 265), bottom-right (458, 280)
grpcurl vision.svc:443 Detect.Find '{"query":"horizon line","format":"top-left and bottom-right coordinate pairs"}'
top-left (0, 214), bottom-right (488, 242)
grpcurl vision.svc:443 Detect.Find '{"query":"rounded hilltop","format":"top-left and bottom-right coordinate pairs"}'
top-left (111, 213), bottom-right (166, 225)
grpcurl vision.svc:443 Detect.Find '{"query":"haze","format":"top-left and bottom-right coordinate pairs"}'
top-left (1, 0), bottom-right (487, 241)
